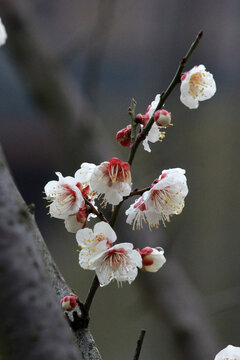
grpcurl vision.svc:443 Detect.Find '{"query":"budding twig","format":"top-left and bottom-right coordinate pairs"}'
top-left (128, 31), bottom-right (203, 166)
top-left (133, 329), bottom-right (146, 360)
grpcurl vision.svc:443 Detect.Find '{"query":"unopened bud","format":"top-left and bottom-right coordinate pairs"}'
top-left (61, 295), bottom-right (77, 311)
top-left (116, 125), bottom-right (132, 147)
top-left (154, 109), bottom-right (172, 127)
top-left (140, 247), bottom-right (166, 272)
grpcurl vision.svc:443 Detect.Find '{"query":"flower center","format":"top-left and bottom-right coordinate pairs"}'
top-left (59, 184), bottom-right (76, 205)
top-left (104, 248), bottom-right (128, 269)
top-left (105, 158), bottom-right (131, 185)
top-left (189, 72), bottom-right (206, 97)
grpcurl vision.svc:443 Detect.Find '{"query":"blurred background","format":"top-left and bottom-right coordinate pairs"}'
top-left (0, 0), bottom-right (239, 359)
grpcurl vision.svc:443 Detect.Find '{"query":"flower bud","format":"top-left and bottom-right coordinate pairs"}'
top-left (140, 247), bottom-right (166, 272)
top-left (116, 125), bottom-right (132, 147)
top-left (154, 109), bottom-right (172, 127)
top-left (60, 295), bottom-right (77, 311)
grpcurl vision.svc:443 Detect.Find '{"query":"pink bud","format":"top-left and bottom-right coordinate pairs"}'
top-left (116, 125), bottom-right (132, 147)
top-left (154, 109), bottom-right (172, 127)
top-left (140, 247), bottom-right (166, 272)
top-left (60, 295), bottom-right (77, 311)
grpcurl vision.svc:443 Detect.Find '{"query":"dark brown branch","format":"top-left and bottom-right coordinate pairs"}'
top-left (84, 275), bottom-right (100, 314)
top-left (133, 330), bottom-right (146, 360)
top-left (0, 145), bottom-right (102, 360)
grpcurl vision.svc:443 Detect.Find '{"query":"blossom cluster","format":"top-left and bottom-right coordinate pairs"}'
top-left (44, 64), bottom-right (215, 287)
top-left (45, 162), bottom-right (187, 285)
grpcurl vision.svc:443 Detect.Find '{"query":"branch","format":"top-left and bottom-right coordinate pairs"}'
top-left (0, 145), bottom-right (102, 360)
top-left (133, 330), bottom-right (146, 360)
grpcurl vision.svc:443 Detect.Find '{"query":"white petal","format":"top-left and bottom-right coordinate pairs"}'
top-left (44, 180), bottom-right (59, 197)
top-left (143, 138), bottom-right (151, 152)
top-left (214, 345), bottom-right (240, 360)
top-left (93, 222), bottom-right (117, 243)
top-left (180, 93), bottom-right (199, 109)
top-left (64, 214), bottom-right (85, 233)
top-left (0, 19), bottom-right (7, 47)
top-left (76, 228), bottom-right (94, 247)
top-left (75, 163), bottom-right (97, 183)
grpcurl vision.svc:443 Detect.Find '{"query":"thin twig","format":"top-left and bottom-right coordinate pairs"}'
top-left (133, 330), bottom-right (146, 360)
top-left (128, 31), bottom-right (203, 166)
top-left (128, 98), bottom-right (137, 143)
top-left (84, 197), bottom-right (108, 222)
top-left (124, 187), bottom-right (150, 200)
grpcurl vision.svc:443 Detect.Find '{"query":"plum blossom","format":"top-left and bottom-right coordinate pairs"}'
top-left (44, 172), bottom-right (85, 219)
top-left (77, 222), bottom-right (142, 286)
top-left (180, 65), bottom-right (216, 109)
top-left (90, 158), bottom-right (132, 206)
top-left (55, 163), bottom-right (98, 233)
top-left (0, 18), bottom-right (7, 47)
top-left (126, 168), bottom-right (188, 229)
top-left (140, 247), bottom-right (166, 272)
top-left (214, 345), bottom-right (240, 360)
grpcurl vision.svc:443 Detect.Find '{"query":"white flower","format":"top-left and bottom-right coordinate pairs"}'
top-left (0, 18), bottom-right (7, 47)
top-left (140, 247), bottom-right (166, 272)
top-left (90, 158), bottom-right (132, 206)
top-left (126, 168), bottom-right (188, 229)
top-left (143, 168), bottom-right (188, 224)
top-left (44, 172), bottom-right (85, 219)
top-left (77, 222), bottom-right (142, 286)
top-left (214, 345), bottom-right (240, 360)
top-left (180, 65), bottom-right (216, 109)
